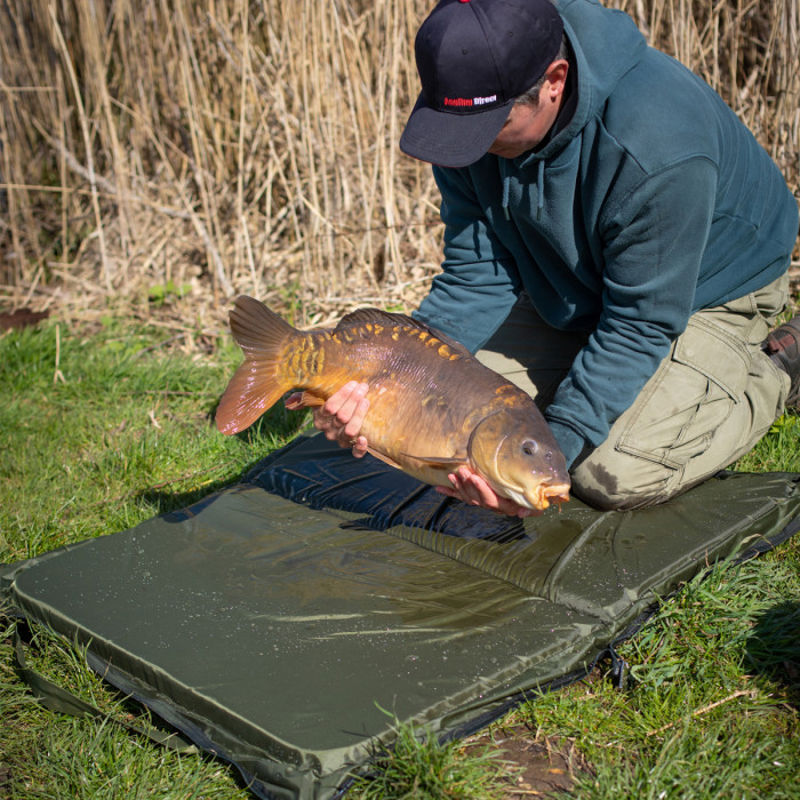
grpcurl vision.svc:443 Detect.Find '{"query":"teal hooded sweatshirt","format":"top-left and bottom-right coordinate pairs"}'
top-left (413, 0), bottom-right (799, 468)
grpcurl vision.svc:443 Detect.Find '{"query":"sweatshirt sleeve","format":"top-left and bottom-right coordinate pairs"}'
top-left (412, 166), bottom-right (522, 352)
top-left (544, 157), bottom-right (718, 467)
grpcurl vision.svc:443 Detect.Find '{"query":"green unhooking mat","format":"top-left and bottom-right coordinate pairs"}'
top-left (2, 433), bottom-right (800, 799)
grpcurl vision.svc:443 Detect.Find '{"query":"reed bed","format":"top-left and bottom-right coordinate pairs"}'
top-left (1, 0), bottom-right (798, 326)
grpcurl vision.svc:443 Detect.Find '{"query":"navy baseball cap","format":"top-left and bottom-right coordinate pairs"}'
top-left (400, 0), bottom-right (564, 167)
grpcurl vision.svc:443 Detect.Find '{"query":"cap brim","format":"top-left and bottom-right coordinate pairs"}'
top-left (399, 93), bottom-right (513, 168)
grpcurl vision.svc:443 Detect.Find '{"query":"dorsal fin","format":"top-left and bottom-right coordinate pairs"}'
top-left (335, 309), bottom-right (472, 357)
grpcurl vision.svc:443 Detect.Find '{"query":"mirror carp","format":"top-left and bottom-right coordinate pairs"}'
top-left (216, 296), bottom-right (570, 511)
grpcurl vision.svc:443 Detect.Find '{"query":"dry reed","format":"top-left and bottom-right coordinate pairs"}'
top-left (1, 0), bottom-right (798, 326)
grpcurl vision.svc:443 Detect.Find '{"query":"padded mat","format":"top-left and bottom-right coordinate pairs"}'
top-left (2, 433), bottom-right (799, 800)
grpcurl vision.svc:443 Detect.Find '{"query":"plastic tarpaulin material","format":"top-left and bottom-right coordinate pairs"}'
top-left (2, 433), bottom-right (799, 800)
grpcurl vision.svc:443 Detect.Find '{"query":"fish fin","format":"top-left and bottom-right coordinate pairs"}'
top-left (402, 455), bottom-right (469, 470)
top-left (366, 448), bottom-right (469, 474)
top-left (337, 309), bottom-right (471, 357)
top-left (365, 448), bottom-right (404, 471)
top-left (284, 391), bottom-right (325, 410)
top-left (336, 308), bottom-right (412, 331)
top-left (215, 296), bottom-right (295, 434)
top-left (228, 295), bottom-right (295, 355)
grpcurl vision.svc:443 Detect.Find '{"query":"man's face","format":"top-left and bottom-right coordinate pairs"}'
top-left (486, 61), bottom-right (568, 159)
top-left (487, 101), bottom-right (557, 159)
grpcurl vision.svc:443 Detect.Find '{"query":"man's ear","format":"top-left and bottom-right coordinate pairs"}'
top-left (544, 60), bottom-right (569, 101)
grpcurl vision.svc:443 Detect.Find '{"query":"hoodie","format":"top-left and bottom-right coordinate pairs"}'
top-left (413, 0), bottom-right (799, 468)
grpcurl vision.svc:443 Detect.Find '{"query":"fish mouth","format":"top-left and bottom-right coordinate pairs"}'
top-left (504, 481), bottom-right (571, 511)
top-left (533, 482), bottom-right (571, 510)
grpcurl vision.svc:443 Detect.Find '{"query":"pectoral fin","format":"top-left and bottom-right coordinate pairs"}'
top-left (284, 391), bottom-right (325, 410)
top-left (405, 455), bottom-right (468, 470)
top-left (366, 448), bottom-right (404, 470)
top-left (366, 448), bottom-right (468, 473)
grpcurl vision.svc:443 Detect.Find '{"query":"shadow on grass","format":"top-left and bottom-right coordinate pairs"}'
top-left (745, 600), bottom-right (800, 708)
top-left (137, 404), bottom-right (310, 518)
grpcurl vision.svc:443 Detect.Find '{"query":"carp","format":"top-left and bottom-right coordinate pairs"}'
top-left (216, 296), bottom-right (570, 511)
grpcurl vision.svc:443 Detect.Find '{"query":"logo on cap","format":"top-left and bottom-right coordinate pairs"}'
top-left (443, 94), bottom-right (498, 108)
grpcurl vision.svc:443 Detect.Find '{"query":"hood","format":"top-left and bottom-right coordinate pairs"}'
top-left (499, 2), bottom-right (646, 219)
top-left (529, 0), bottom-right (647, 162)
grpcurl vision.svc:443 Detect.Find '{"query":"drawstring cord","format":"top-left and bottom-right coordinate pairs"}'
top-left (537, 159), bottom-right (545, 220)
top-left (501, 159), bottom-right (545, 221)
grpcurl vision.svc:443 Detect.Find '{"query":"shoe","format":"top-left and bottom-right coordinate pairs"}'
top-left (763, 314), bottom-right (800, 408)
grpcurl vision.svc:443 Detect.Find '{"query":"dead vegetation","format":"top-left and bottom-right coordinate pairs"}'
top-left (1, 0), bottom-right (798, 331)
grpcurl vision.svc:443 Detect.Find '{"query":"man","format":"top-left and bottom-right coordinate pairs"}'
top-left (308, 0), bottom-right (800, 514)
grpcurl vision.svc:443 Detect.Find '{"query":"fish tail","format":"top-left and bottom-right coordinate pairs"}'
top-left (215, 296), bottom-right (296, 434)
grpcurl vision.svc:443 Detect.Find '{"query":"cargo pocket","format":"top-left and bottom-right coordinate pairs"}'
top-left (614, 317), bottom-right (751, 471)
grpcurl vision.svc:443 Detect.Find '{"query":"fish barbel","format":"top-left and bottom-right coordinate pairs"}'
top-left (216, 296), bottom-right (570, 511)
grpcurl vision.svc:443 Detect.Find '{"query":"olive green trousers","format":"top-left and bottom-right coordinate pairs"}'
top-left (476, 275), bottom-right (791, 509)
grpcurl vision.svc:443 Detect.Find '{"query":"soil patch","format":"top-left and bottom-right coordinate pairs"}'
top-left (465, 723), bottom-right (592, 798)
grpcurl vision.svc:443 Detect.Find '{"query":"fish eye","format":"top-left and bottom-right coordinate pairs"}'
top-left (522, 439), bottom-right (538, 456)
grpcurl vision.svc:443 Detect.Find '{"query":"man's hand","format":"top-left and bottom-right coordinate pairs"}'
top-left (435, 466), bottom-right (541, 518)
top-left (285, 381), bottom-right (370, 458)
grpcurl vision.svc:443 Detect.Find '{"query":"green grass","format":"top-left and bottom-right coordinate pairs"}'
top-left (349, 709), bottom-right (511, 800)
top-left (1, 318), bottom-right (799, 799)
top-left (0, 319), bottom-right (303, 561)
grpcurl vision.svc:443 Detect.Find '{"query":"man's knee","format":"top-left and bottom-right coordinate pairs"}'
top-left (570, 449), bottom-right (675, 510)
